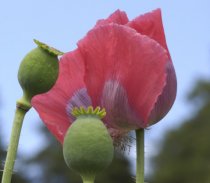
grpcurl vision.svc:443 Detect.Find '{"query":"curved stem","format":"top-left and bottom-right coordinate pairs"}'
top-left (135, 129), bottom-right (144, 183)
top-left (1, 102), bottom-right (30, 183)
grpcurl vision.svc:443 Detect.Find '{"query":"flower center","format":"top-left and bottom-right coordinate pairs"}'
top-left (71, 106), bottom-right (106, 119)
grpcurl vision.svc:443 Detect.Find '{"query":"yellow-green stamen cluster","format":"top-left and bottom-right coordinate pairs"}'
top-left (71, 106), bottom-right (106, 119)
top-left (34, 39), bottom-right (64, 56)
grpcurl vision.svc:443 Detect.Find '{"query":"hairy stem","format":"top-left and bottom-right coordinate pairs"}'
top-left (135, 129), bottom-right (144, 183)
top-left (1, 102), bottom-right (30, 183)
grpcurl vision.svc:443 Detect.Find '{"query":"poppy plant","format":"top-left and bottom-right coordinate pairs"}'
top-left (32, 8), bottom-right (176, 143)
top-left (32, 8), bottom-right (176, 183)
top-left (1, 40), bottom-right (62, 183)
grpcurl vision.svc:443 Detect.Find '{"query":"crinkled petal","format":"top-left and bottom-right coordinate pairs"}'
top-left (95, 9), bottom-right (129, 27)
top-left (149, 63), bottom-right (177, 124)
top-left (32, 49), bottom-right (85, 143)
top-left (127, 8), bottom-right (177, 125)
top-left (78, 24), bottom-right (169, 127)
top-left (127, 8), bottom-right (171, 59)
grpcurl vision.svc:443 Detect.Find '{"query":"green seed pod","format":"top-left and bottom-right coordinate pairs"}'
top-left (63, 107), bottom-right (114, 183)
top-left (17, 39), bottom-right (63, 109)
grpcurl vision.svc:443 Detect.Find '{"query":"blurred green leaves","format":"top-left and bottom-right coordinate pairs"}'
top-left (150, 79), bottom-right (210, 183)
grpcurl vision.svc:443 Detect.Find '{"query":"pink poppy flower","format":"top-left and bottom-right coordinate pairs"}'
top-left (32, 9), bottom-right (177, 144)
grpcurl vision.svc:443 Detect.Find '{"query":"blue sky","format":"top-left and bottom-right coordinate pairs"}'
top-left (1, 0), bottom-right (210, 174)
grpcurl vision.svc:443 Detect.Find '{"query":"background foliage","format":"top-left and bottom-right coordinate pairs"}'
top-left (149, 79), bottom-right (210, 182)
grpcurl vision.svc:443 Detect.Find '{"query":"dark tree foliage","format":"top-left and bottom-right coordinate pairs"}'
top-left (24, 126), bottom-right (134, 183)
top-left (149, 79), bottom-right (210, 183)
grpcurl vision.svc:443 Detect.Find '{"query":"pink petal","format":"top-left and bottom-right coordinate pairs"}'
top-left (32, 49), bottom-right (85, 143)
top-left (78, 24), bottom-right (169, 127)
top-left (149, 63), bottom-right (177, 124)
top-left (127, 9), bottom-right (177, 125)
top-left (127, 9), bottom-right (171, 59)
top-left (95, 9), bottom-right (129, 27)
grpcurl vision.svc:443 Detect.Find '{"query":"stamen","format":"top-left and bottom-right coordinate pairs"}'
top-left (71, 106), bottom-right (106, 119)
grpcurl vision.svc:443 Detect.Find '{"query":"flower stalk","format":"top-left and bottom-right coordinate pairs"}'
top-left (83, 180), bottom-right (94, 183)
top-left (1, 101), bottom-right (31, 183)
top-left (82, 176), bottom-right (95, 183)
top-left (135, 128), bottom-right (144, 183)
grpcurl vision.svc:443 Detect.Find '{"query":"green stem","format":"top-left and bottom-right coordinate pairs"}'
top-left (83, 181), bottom-right (94, 183)
top-left (82, 175), bottom-right (95, 183)
top-left (135, 129), bottom-right (144, 183)
top-left (1, 100), bottom-right (30, 183)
